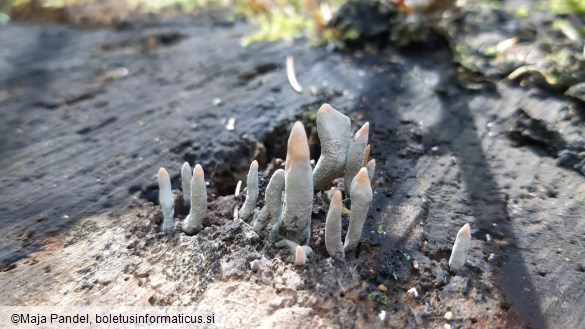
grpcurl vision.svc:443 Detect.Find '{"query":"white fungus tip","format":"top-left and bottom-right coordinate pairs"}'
top-left (354, 122), bottom-right (369, 141)
top-left (318, 103), bottom-right (334, 115)
top-left (354, 167), bottom-right (370, 187)
top-left (295, 245), bottom-right (306, 266)
top-left (194, 164), bottom-right (204, 177)
top-left (449, 223), bottom-right (472, 272)
top-left (158, 167), bottom-right (168, 177)
top-left (459, 223), bottom-right (471, 237)
top-left (368, 159), bottom-right (376, 166)
top-left (286, 121), bottom-right (310, 171)
top-left (251, 160), bottom-right (258, 169)
top-left (182, 162), bottom-right (190, 169)
top-left (406, 287), bottom-right (419, 298)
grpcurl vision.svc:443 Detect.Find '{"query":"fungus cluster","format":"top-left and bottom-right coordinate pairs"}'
top-left (157, 103), bottom-right (471, 270)
top-left (157, 103), bottom-right (374, 263)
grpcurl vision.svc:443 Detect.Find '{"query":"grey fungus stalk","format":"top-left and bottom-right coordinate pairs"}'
top-left (239, 160), bottom-right (259, 221)
top-left (344, 168), bottom-right (373, 253)
top-left (181, 162), bottom-right (192, 208)
top-left (264, 168), bottom-right (285, 221)
top-left (158, 167), bottom-right (175, 234)
top-left (449, 223), bottom-right (471, 272)
top-left (272, 121), bottom-right (313, 245)
top-left (182, 164), bottom-right (207, 235)
top-left (252, 207), bottom-right (269, 231)
top-left (312, 103), bottom-right (352, 190)
top-left (253, 169), bottom-right (285, 232)
top-left (344, 122), bottom-right (369, 196)
top-left (325, 189), bottom-right (344, 261)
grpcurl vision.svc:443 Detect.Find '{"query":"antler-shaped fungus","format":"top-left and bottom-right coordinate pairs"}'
top-left (312, 104), bottom-right (352, 190)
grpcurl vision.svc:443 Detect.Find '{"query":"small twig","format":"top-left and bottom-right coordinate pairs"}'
top-left (234, 180), bottom-right (242, 197)
top-left (320, 0), bottom-right (333, 23)
top-left (286, 56), bottom-right (303, 94)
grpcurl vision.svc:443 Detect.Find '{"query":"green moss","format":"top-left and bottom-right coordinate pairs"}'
top-left (377, 225), bottom-right (385, 234)
top-left (473, 0), bottom-right (500, 9)
top-left (514, 6), bottom-right (530, 18)
top-left (548, 0), bottom-right (585, 15)
top-left (307, 112), bottom-right (318, 121)
top-left (378, 294), bottom-right (388, 305)
top-left (4, 0), bottom-right (348, 46)
top-left (241, 13), bottom-right (309, 46)
top-left (482, 46), bottom-right (497, 58)
top-left (367, 291), bottom-right (389, 305)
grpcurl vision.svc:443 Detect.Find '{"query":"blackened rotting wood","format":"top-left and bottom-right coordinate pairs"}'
top-left (100, 32), bottom-right (187, 52)
top-left (505, 108), bottom-right (585, 175)
top-left (505, 108), bottom-right (566, 155)
top-left (1, 14), bottom-right (585, 329)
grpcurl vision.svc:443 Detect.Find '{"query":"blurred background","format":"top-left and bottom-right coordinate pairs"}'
top-left (1, 1), bottom-right (584, 45)
top-left (2, 0), bottom-right (584, 90)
